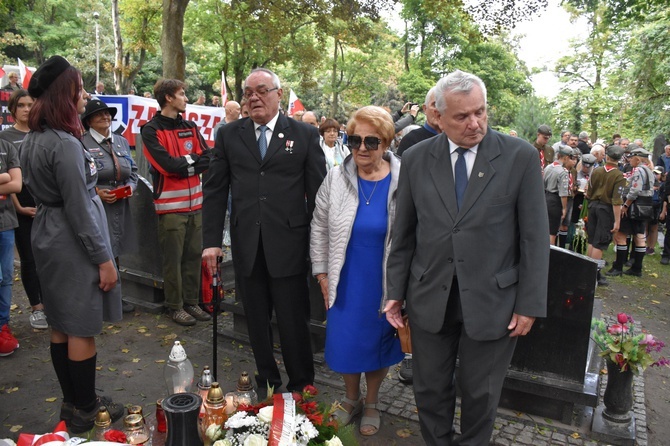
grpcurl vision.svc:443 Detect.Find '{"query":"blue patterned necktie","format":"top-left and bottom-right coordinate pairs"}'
top-left (455, 147), bottom-right (468, 210)
top-left (258, 125), bottom-right (268, 159)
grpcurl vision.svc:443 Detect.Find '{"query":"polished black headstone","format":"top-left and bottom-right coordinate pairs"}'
top-left (498, 246), bottom-right (600, 423)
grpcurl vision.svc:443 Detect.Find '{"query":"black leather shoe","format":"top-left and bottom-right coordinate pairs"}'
top-left (623, 269), bottom-right (642, 277)
top-left (605, 268), bottom-right (623, 277)
top-left (70, 396), bottom-right (124, 434)
top-left (661, 257), bottom-right (669, 265)
top-left (122, 300), bottom-right (135, 313)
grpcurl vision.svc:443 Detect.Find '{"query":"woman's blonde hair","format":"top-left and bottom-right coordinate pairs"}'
top-left (346, 106), bottom-right (395, 148)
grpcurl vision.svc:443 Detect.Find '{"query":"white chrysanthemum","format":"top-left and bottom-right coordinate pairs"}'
top-left (213, 439), bottom-right (233, 446)
top-left (225, 411), bottom-right (258, 429)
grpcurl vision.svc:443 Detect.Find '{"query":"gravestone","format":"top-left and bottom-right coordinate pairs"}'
top-left (497, 246), bottom-right (600, 423)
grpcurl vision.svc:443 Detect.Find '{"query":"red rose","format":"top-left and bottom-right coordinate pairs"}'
top-left (104, 429), bottom-right (128, 443)
top-left (617, 313), bottom-right (629, 325)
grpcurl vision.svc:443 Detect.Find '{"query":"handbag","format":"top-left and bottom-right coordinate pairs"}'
top-left (630, 196), bottom-right (654, 220)
top-left (629, 168), bottom-right (654, 221)
top-left (397, 314), bottom-right (412, 354)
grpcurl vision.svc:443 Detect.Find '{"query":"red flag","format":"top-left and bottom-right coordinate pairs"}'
top-left (221, 71), bottom-right (228, 105)
top-left (0, 66), bottom-right (6, 80)
top-left (18, 58), bottom-right (32, 89)
top-left (288, 89), bottom-right (305, 117)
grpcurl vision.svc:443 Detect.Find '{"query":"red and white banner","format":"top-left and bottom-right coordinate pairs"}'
top-left (17, 420), bottom-right (69, 446)
top-left (221, 71), bottom-right (228, 105)
top-left (17, 58), bottom-right (32, 89)
top-left (288, 89), bottom-right (305, 117)
top-left (96, 95), bottom-right (224, 147)
top-left (269, 393), bottom-right (296, 446)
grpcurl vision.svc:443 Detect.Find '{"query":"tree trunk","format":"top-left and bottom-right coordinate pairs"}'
top-left (330, 36), bottom-right (339, 118)
top-left (161, 0), bottom-right (190, 80)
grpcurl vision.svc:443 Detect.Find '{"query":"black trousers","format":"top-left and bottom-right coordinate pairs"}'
top-left (15, 214), bottom-right (42, 307)
top-left (235, 239), bottom-right (314, 392)
top-left (412, 278), bottom-right (517, 446)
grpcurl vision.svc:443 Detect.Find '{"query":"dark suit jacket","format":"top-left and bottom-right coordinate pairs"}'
top-left (386, 129), bottom-right (550, 341)
top-left (202, 113), bottom-right (326, 278)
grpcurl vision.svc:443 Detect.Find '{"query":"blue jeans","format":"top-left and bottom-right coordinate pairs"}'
top-left (0, 229), bottom-right (15, 327)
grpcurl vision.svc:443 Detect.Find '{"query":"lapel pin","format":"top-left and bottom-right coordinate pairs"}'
top-left (478, 172), bottom-right (484, 178)
top-left (278, 133), bottom-right (285, 139)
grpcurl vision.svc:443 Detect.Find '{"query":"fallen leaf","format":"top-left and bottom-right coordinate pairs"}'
top-left (164, 333), bottom-right (177, 341)
top-left (7, 387), bottom-right (19, 393)
top-left (132, 358), bottom-right (141, 363)
top-left (652, 300), bottom-right (661, 304)
top-left (108, 367), bottom-right (117, 372)
top-left (9, 425), bottom-right (22, 433)
top-left (45, 397), bottom-right (58, 402)
top-left (137, 328), bottom-right (147, 334)
top-left (155, 359), bottom-right (166, 363)
top-left (96, 366), bottom-right (103, 371)
top-left (10, 304), bottom-right (18, 310)
top-left (571, 432), bottom-right (580, 439)
top-left (157, 324), bottom-right (168, 329)
top-left (122, 348), bottom-right (130, 353)
top-left (396, 428), bottom-right (412, 438)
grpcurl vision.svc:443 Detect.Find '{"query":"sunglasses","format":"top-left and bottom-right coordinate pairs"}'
top-left (347, 135), bottom-right (382, 151)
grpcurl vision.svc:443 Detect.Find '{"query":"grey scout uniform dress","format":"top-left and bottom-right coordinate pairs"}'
top-left (20, 127), bottom-right (122, 337)
top-left (82, 131), bottom-right (138, 257)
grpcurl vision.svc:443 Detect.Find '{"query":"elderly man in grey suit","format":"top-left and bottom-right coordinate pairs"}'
top-left (384, 70), bottom-right (549, 445)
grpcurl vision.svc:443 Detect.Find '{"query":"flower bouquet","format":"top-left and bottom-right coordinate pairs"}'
top-left (592, 312), bottom-right (670, 374)
top-left (204, 385), bottom-right (358, 446)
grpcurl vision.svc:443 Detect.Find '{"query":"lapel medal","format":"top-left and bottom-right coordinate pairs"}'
top-left (285, 140), bottom-right (294, 154)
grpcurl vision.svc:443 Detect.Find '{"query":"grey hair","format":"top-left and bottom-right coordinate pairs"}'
top-left (424, 86), bottom-right (437, 107)
top-left (246, 68), bottom-right (281, 89)
top-left (579, 131), bottom-right (589, 139)
top-left (434, 70), bottom-right (487, 114)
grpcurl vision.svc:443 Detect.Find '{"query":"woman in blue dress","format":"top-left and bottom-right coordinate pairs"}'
top-left (310, 106), bottom-right (403, 436)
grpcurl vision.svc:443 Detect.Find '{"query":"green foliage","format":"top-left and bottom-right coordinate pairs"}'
top-left (510, 95), bottom-right (555, 143)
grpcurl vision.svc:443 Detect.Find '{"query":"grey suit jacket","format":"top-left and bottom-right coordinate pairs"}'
top-left (386, 129), bottom-right (549, 341)
top-left (202, 114), bottom-right (326, 278)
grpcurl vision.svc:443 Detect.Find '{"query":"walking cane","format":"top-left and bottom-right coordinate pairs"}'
top-left (211, 256), bottom-right (223, 381)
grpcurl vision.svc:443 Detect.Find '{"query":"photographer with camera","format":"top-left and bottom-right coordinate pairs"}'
top-left (397, 87), bottom-right (442, 157)
top-left (393, 101), bottom-right (421, 134)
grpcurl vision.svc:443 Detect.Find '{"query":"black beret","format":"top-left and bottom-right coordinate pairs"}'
top-left (28, 55), bottom-right (71, 98)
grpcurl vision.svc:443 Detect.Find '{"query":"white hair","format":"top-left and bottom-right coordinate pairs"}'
top-left (246, 68), bottom-right (281, 89)
top-left (434, 70), bottom-right (487, 114)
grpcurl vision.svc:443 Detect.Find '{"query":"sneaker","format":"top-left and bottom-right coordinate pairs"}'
top-left (70, 396), bottom-right (124, 434)
top-left (169, 309), bottom-right (196, 326)
top-left (661, 257), bottom-right (669, 265)
top-left (646, 248), bottom-right (655, 255)
top-left (398, 356), bottom-right (413, 384)
top-left (30, 310), bottom-right (49, 329)
top-left (183, 305), bottom-right (212, 322)
top-left (0, 324), bottom-right (19, 356)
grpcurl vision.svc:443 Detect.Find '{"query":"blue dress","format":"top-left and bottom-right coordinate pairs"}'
top-left (325, 174), bottom-right (404, 373)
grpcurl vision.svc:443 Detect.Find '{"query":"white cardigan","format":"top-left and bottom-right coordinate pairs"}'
top-left (310, 151), bottom-right (401, 309)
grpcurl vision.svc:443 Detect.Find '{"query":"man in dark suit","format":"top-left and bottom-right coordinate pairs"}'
top-left (202, 68), bottom-right (326, 393)
top-left (384, 70), bottom-right (550, 445)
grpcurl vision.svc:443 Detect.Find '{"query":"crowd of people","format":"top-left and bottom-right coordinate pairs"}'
top-left (0, 56), bottom-right (667, 445)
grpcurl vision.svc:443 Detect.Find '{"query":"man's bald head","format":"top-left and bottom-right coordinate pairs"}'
top-left (224, 101), bottom-right (241, 122)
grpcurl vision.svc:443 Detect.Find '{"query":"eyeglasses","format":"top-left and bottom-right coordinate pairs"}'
top-left (243, 87), bottom-right (278, 99)
top-left (347, 135), bottom-right (382, 151)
